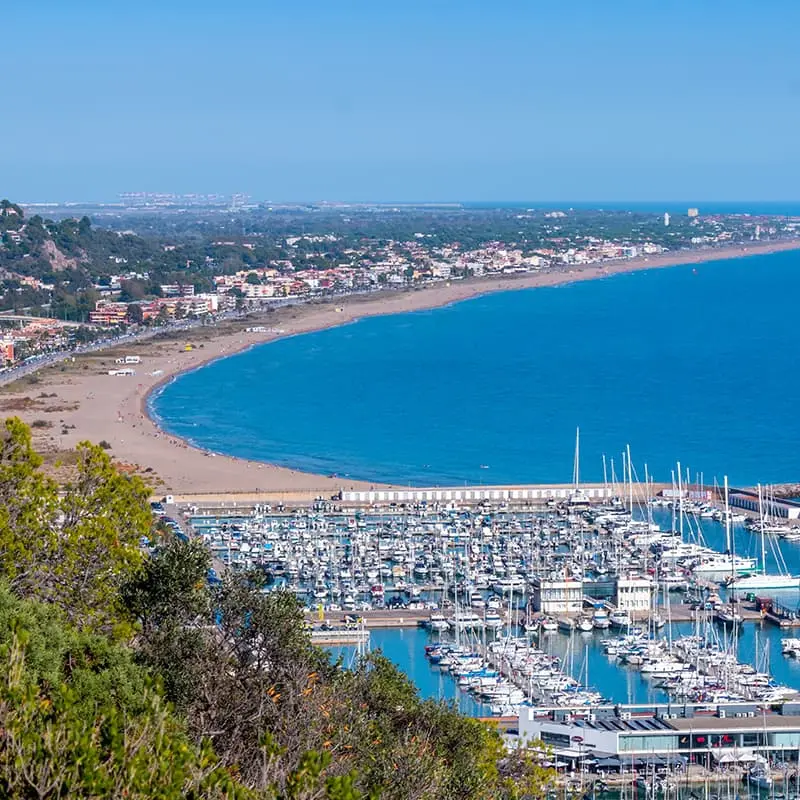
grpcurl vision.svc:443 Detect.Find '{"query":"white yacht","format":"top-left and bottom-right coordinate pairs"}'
top-left (449, 610), bottom-right (483, 630)
top-left (727, 482), bottom-right (800, 592)
top-left (782, 639), bottom-right (800, 657)
top-left (427, 612), bottom-right (449, 631)
top-left (691, 553), bottom-right (757, 576)
top-left (609, 609), bottom-right (632, 629)
top-left (493, 576), bottom-right (526, 594)
top-left (592, 608), bottom-right (611, 629)
top-left (483, 610), bottom-right (504, 630)
top-left (729, 573), bottom-right (800, 591)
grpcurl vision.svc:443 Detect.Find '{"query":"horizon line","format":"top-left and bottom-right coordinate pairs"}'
top-left (14, 198), bottom-right (800, 207)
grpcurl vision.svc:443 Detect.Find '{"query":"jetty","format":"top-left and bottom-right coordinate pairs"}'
top-left (161, 481), bottom-right (671, 509)
top-left (160, 480), bottom-right (800, 511)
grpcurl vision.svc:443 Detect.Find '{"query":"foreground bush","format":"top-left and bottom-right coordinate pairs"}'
top-left (0, 417), bottom-right (553, 798)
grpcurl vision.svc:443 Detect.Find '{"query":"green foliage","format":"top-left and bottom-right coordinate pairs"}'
top-left (0, 593), bottom-right (250, 800)
top-left (128, 542), bottom-right (556, 799)
top-left (0, 583), bottom-right (150, 718)
top-left (0, 200), bottom-right (24, 233)
top-left (122, 537), bottom-right (211, 706)
top-left (58, 440), bottom-right (151, 631)
top-left (126, 302), bottom-right (145, 324)
top-left (0, 417), bottom-right (151, 634)
top-left (0, 420), bottom-right (557, 799)
top-left (0, 417), bottom-right (59, 584)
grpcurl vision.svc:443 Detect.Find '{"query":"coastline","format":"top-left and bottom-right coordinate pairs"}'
top-left (6, 239), bottom-right (800, 497)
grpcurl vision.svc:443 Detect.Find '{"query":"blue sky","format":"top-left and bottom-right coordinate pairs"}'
top-left (5, 0), bottom-right (800, 201)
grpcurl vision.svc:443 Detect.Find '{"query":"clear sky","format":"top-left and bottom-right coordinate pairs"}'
top-left (5, 0), bottom-right (800, 202)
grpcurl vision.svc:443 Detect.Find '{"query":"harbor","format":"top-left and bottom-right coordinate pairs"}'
top-left (162, 452), bottom-right (800, 786)
top-left (165, 461), bottom-right (800, 660)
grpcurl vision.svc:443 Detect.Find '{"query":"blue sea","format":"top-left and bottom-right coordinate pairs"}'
top-left (151, 249), bottom-right (800, 487)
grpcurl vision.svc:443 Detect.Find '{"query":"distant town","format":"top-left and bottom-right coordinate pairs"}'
top-left (0, 196), bottom-right (798, 368)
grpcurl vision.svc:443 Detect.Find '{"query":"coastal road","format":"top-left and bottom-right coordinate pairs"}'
top-left (0, 288), bottom-right (383, 389)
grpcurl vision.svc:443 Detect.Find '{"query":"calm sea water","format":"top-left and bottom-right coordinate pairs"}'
top-left (328, 510), bottom-right (800, 714)
top-left (327, 617), bottom-right (800, 712)
top-left (466, 202), bottom-right (800, 215)
top-left (152, 249), bottom-right (800, 487)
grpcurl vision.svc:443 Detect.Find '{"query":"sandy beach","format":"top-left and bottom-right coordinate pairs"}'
top-left (4, 239), bottom-right (800, 498)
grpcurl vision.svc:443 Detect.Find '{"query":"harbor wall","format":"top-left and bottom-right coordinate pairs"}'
top-left (166, 481), bottom-right (671, 508)
top-left (344, 484), bottom-right (622, 504)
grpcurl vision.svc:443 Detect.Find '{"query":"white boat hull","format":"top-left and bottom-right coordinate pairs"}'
top-left (731, 574), bottom-right (800, 591)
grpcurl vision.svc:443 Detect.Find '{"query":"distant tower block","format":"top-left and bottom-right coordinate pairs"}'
top-left (687, 207), bottom-right (699, 217)
top-left (755, 224), bottom-right (761, 240)
top-left (664, 212), bottom-right (671, 227)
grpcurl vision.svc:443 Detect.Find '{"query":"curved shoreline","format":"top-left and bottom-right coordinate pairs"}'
top-left (10, 239), bottom-right (800, 496)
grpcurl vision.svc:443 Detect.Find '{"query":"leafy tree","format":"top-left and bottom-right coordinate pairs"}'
top-left (126, 303), bottom-right (145, 325)
top-left (122, 537), bottom-right (211, 705)
top-left (119, 278), bottom-right (147, 302)
top-left (78, 215), bottom-right (92, 238)
top-left (0, 199), bottom-right (23, 217)
top-left (125, 542), bottom-right (556, 799)
top-left (0, 591), bottom-right (250, 800)
top-left (71, 325), bottom-right (96, 344)
top-left (0, 417), bottom-right (59, 587)
top-left (56, 441), bottom-right (151, 632)
top-left (0, 418), bottom-right (151, 635)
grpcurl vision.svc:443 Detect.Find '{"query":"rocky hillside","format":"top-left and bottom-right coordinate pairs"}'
top-left (0, 199), bottom-right (157, 281)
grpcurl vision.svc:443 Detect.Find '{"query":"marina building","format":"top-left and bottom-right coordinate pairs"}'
top-left (729, 491), bottom-right (800, 520)
top-left (531, 576), bottom-right (583, 615)
top-left (614, 576), bottom-right (653, 614)
top-left (340, 484), bottom-right (621, 506)
top-left (519, 702), bottom-right (800, 767)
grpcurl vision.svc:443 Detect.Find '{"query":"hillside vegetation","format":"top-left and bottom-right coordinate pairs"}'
top-left (0, 416), bottom-right (551, 799)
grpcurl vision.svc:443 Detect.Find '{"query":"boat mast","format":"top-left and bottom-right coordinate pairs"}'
top-left (626, 444), bottom-right (634, 515)
top-left (670, 469), bottom-right (676, 531)
top-left (758, 483), bottom-right (766, 575)
top-left (573, 426), bottom-right (580, 491)
top-left (725, 476), bottom-right (740, 648)
top-left (724, 475), bottom-right (732, 556)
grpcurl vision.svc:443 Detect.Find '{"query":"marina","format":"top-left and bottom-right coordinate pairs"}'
top-left (158, 440), bottom-right (800, 785)
top-left (164, 473), bottom-right (800, 789)
top-left (167, 455), bottom-right (800, 715)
